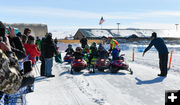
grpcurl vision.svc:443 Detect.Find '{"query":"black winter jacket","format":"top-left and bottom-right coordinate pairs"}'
top-left (65, 48), bottom-right (74, 55)
top-left (97, 49), bottom-right (109, 59)
top-left (73, 52), bottom-right (84, 59)
top-left (43, 38), bottom-right (57, 58)
top-left (80, 38), bottom-right (87, 48)
top-left (8, 36), bottom-right (26, 60)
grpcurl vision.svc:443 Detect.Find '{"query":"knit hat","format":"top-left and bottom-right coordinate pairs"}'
top-left (151, 32), bottom-right (157, 38)
top-left (28, 35), bottom-right (35, 40)
top-left (46, 33), bottom-right (52, 40)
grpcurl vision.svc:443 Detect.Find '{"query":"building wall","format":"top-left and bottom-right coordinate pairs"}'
top-left (74, 30), bottom-right (84, 39)
top-left (4, 23), bottom-right (48, 38)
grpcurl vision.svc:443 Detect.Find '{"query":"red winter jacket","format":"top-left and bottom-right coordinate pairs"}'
top-left (24, 43), bottom-right (41, 64)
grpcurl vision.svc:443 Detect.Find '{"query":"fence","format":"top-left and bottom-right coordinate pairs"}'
top-left (58, 39), bottom-right (103, 44)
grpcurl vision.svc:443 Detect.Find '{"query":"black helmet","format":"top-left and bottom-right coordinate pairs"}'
top-left (85, 45), bottom-right (89, 49)
top-left (98, 43), bottom-right (104, 50)
top-left (68, 44), bottom-right (72, 48)
top-left (91, 42), bottom-right (96, 47)
top-left (76, 47), bottom-right (82, 52)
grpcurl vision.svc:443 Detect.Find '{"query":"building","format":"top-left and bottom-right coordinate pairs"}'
top-left (74, 28), bottom-right (180, 40)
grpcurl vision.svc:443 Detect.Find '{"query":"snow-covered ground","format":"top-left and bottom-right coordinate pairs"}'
top-left (26, 43), bottom-right (180, 105)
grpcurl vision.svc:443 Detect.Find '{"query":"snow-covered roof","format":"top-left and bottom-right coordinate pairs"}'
top-left (78, 29), bottom-right (180, 38)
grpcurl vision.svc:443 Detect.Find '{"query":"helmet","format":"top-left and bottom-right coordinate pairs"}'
top-left (91, 42), bottom-right (96, 47)
top-left (76, 47), bottom-right (82, 52)
top-left (108, 35), bottom-right (113, 39)
top-left (98, 43), bottom-right (104, 50)
top-left (68, 44), bottom-right (72, 48)
top-left (85, 45), bottom-right (89, 49)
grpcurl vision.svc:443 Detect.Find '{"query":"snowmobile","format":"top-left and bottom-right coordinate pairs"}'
top-left (109, 54), bottom-right (133, 74)
top-left (70, 59), bottom-right (89, 74)
top-left (63, 54), bottom-right (74, 63)
top-left (94, 58), bottom-right (111, 72)
top-left (70, 58), bottom-right (96, 74)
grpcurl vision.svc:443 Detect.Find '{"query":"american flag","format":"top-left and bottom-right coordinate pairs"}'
top-left (99, 17), bottom-right (104, 25)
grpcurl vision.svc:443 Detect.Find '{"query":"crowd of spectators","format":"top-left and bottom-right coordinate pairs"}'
top-left (0, 21), bottom-right (58, 99)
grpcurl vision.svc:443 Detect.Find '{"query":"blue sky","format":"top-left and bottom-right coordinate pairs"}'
top-left (1, 0), bottom-right (180, 31)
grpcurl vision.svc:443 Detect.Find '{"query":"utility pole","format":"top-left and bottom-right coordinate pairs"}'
top-left (175, 24), bottom-right (179, 32)
top-left (117, 23), bottom-right (120, 35)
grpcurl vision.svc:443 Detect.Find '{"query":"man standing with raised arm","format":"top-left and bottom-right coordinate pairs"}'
top-left (143, 32), bottom-right (169, 77)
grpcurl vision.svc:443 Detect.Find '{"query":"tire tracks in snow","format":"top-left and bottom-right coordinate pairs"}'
top-left (65, 74), bottom-right (109, 105)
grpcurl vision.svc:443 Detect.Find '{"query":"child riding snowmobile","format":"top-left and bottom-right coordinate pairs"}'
top-left (64, 44), bottom-right (74, 63)
top-left (110, 45), bottom-right (133, 74)
top-left (70, 47), bottom-right (87, 74)
top-left (94, 43), bottom-right (110, 72)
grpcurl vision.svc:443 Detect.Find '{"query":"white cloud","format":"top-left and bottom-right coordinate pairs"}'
top-left (1, 6), bottom-right (180, 21)
top-left (0, 6), bottom-right (137, 19)
top-left (1, 6), bottom-right (179, 31)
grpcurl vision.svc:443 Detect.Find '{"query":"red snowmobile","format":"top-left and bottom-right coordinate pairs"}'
top-left (70, 58), bottom-right (96, 74)
top-left (109, 54), bottom-right (133, 74)
top-left (94, 58), bottom-right (111, 72)
top-left (64, 54), bottom-right (74, 63)
top-left (70, 59), bottom-right (87, 74)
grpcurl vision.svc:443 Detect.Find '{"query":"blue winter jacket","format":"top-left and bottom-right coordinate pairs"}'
top-left (144, 38), bottom-right (168, 54)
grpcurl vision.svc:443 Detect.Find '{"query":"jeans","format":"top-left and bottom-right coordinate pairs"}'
top-left (45, 58), bottom-right (53, 76)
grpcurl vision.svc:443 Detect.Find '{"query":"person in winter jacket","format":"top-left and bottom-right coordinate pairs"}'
top-left (54, 39), bottom-right (62, 64)
top-left (35, 36), bottom-right (41, 62)
top-left (43, 33), bottom-right (57, 77)
top-left (65, 44), bottom-right (74, 55)
top-left (0, 21), bottom-right (6, 42)
top-left (54, 37), bottom-right (58, 45)
top-left (80, 37), bottom-right (88, 48)
top-left (82, 45), bottom-right (90, 62)
top-left (97, 43), bottom-right (109, 59)
top-left (88, 42), bottom-right (98, 64)
top-left (21, 28), bottom-right (31, 45)
top-left (111, 45), bottom-right (121, 60)
top-left (82, 44), bottom-right (90, 54)
top-left (0, 22), bottom-right (34, 94)
top-left (143, 32), bottom-right (169, 77)
top-left (24, 35), bottom-right (41, 65)
top-left (40, 37), bottom-right (46, 76)
top-left (72, 47), bottom-right (84, 59)
top-left (23, 28), bottom-right (31, 36)
top-left (21, 34), bottom-right (28, 44)
top-left (0, 49), bottom-right (34, 94)
top-left (6, 27), bottom-right (26, 60)
top-left (108, 36), bottom-right (119, 52)
top-left (35, 36), bottom-right (42, 50)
